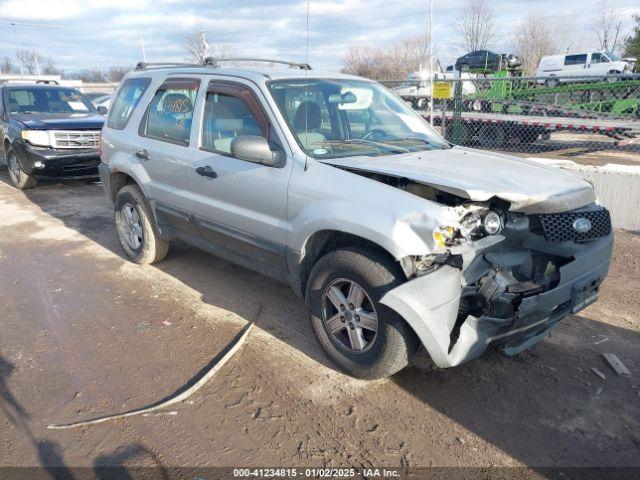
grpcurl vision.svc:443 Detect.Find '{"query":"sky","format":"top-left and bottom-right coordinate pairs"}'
top-left (0, 0), bottom-right (638, 75)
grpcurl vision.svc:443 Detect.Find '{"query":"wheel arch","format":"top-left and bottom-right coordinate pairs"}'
top-left (296, 229), bottom-right (408, 298)
top-left (106, 170), bottom-right (140, 202)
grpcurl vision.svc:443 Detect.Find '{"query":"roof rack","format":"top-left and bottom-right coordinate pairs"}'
top-left (135, 61), bottom-right (200, 71)
top-left (134, 58), bottom-right (313, 72)
top-left (0, 77), bottom-right (60, 85)
top-left (202, 57), bottom-right (312, 70)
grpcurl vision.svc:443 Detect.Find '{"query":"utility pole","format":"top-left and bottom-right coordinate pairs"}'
top-left (429, 0), bottom-right (434, 126)
top-left (201, 29), bottom-right (209, 57)
top-left (141, 36), bottom-right (147, 62)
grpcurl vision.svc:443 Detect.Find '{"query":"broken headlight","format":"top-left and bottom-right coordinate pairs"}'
top-left (460, 210), bottom-right (503, 240)
top-left (433, 210), bottom-right (503, 248)
top-left (483, 211), bottom-right (502, 235)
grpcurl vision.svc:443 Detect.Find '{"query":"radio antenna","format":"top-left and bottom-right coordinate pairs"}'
top-left (303, 0), bottom-right (310, 172)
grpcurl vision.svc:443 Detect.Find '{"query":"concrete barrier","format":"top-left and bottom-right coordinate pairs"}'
top-left (528, 157), bottom-right (640, 232)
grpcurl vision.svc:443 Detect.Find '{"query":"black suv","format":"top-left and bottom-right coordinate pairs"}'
top-left (0, 83), bottom-right (105, 189)
top-left (454, 50), bottom-right (521, 73)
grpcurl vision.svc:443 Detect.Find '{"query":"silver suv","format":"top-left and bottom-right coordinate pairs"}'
top-left (99, 58), bottom-right (613, 379)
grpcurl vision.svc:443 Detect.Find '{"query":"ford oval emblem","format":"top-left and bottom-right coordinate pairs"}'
top-left (573, 218), bottom-right (592, 233)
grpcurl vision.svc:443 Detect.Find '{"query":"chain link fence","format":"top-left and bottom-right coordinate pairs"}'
top-left (381, 74), bottom-right (640, 166)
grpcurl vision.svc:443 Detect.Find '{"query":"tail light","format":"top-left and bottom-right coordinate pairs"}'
top-left (98, 130), bottom-right (103, 159)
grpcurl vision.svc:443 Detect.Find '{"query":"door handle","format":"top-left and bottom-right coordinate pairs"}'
top-left (195, 165), bottom-right (218, 179)
top-left (135, 149), bottom-right (151, 161)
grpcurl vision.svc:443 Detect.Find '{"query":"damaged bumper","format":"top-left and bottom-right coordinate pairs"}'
top-left (14, 141), bottom-right (100, 178)
top-left (381, 233), bottom-right (613, 368)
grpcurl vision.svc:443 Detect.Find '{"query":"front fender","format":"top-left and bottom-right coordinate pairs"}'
top-left (287, 159), bottom-right (458, 261)
top-left (380, 266), bottom-right (463, 367)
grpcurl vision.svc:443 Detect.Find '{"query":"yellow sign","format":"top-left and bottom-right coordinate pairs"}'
top-left (432, 82), bottom-right (451, 99)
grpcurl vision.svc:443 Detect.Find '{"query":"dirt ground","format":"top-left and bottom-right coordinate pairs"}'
top-left (0, 167), bottom-right (639, 478)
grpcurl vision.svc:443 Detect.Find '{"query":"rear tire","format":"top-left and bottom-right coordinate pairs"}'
top-left (305, 247), bottom-right (419, 379)
top-left (114, 184), bottom-right (169, 264)
top-left (545, 77), bottom-right (559, 88)
top-left (6, 149), bottom-right (37, 190)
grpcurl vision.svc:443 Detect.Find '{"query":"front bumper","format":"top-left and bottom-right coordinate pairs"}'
top-left (13, 141), bottom-right (100, 178)
top-left (381, 234), bottom-right (614, 368)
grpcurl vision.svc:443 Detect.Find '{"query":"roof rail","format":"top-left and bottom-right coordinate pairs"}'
top-left (0, 77), bottom-right (60, 85)
top-left (135, 61), bottom-right (200, 71)
top-left (202, 57), bottom-right (312, 70)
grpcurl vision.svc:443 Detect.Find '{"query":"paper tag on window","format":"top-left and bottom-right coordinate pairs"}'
top-left (68, 101), bottom-right (89, 112)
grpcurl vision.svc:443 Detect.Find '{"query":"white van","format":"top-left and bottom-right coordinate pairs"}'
top-left (536, 51), bottom-right (632, 85)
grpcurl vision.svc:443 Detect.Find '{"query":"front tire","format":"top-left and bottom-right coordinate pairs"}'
top-left (305, 247), bottom-right (419, 379)
top-left (114, 184), bottom-right (169, 264)
top-left (6, 150), bottom-right (37, 190)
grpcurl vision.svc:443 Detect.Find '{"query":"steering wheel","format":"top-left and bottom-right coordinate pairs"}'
top-left (361, 128), bottom-right (387, 141)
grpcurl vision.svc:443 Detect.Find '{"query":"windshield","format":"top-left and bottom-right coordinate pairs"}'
top-left (605, 52), bottom-right (621, 61)
top-left (268, 78), bottom-right (449, 160)
top-left (5, 87), bottom-right (96, 114)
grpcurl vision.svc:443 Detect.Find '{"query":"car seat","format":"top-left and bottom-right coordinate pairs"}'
top-left (293, 101), bottom-right (326, 150)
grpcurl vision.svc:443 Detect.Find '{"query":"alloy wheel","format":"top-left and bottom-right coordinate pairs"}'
top-left (321, 278), bottom-right (379, 354)
top-left (120, 203), bottom-right (143, 251)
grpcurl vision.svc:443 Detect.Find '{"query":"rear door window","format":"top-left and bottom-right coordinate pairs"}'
top-left (564, 54), bottom-right (587, 66)
top-left (140, 78), bottom-right (200, 146)
top-left (106, 78), bottom-right (151, 130)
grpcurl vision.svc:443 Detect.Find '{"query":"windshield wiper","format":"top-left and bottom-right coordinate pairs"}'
top-left (344, 138), bottom-right (410, 153)
top-left (386, 137), bottom-right (435, 147)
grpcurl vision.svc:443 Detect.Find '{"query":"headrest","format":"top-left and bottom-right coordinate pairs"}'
top-left (213, 118), bottom-right (244, 132)
top-left (293, 101), bottom-right (322, 131)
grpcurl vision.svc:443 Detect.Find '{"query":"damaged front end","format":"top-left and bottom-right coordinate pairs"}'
top-left (382, 203), bottom-right (614, 368)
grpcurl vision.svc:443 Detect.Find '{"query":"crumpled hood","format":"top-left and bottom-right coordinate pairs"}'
top-left (13, 112), bottom-right (104, 130)
top-left (322, 146), bottom-right (595, 214)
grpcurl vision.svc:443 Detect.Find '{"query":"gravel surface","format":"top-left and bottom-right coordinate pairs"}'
top-left (0, 169), bottom-right (638, 475)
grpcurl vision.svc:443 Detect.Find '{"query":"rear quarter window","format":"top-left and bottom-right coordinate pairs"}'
top-left (564, 54), bottom-right (587, 66)
top-left (106, 77), bottom-right (151, 130)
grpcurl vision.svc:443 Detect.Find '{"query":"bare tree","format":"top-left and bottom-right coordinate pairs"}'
top-left (593, 0), bottom-right (623, 53)
top-left (397, 34), bottom-right (432, 72)
top-left (209, 43), bottom-right (236, 60)
top-left (15, 49), bottom-right (42, 75)
top-left (342, 34), bottom-right (434, 80)
top-left (0, 56), bottom-right (13, 74)
top-left (512, 14), bottom-right (558, 75)
top-left (184, 31), bottom-right (210, 63)
top-left (342, 45), bottom-right (377, 78)
top-left (105, 66), bottom-right (129, 82)
top-left (76, 68), bottom-right (107, 83)
top-left (184, 31), bottom-right (236, 64)
top-left (454, 0), bottom-right (496, 52)
top-left (40, 57), bottom-right (62, 76)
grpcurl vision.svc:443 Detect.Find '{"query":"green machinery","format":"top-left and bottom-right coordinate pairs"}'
top-left (468, 72), bottom-right (640, 118)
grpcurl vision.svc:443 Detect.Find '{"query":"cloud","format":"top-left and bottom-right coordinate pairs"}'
top-left (0, 0), bottom-right (83, 19)
top-left (0, 0), bottom-right (637, 74)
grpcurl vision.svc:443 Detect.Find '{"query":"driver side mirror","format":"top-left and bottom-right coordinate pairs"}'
top-left (97, 106), bottom-right (108, 116)
top-left (231, 135), bottom-right (285, 167)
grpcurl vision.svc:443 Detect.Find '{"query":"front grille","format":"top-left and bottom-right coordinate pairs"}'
top-left (53, 130), bottom-right (100, 149)
top-left (532, 208), bottom-right (611, 243)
